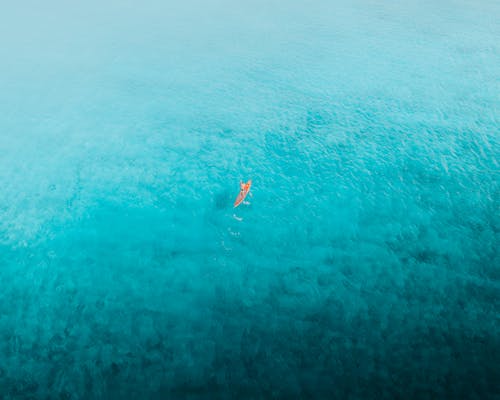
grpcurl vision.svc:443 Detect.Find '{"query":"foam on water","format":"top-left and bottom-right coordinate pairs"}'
top-left (0, 0), bottom-right (499, 398)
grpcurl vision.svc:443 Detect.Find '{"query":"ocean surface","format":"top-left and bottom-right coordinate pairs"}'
top-left (0, 0), bottom-right (499, 398)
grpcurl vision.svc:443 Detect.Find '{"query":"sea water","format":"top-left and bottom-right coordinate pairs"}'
top-left (0, 0), bottom-right (498, 398)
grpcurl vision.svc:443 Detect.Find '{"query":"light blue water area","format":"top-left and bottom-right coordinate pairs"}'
top-left (0, 0), bottom-right (499, 398)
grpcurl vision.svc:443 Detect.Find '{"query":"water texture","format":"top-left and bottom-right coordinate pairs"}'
top-left (0, 0), bottom-right (499, 398)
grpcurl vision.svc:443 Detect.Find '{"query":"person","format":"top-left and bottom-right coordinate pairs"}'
top-left (240, 181), bottom-right (252, 197)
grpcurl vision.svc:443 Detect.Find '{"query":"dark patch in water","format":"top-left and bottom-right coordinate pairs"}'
top-left (215, 191), bottom-right (230, 210)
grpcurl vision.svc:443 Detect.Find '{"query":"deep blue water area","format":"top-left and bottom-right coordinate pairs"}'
top-left (0, 0), bottom-right (499, 398)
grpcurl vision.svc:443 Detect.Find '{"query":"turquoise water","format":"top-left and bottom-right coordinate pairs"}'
top-left (1, 0), bottom-right (499, 398)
